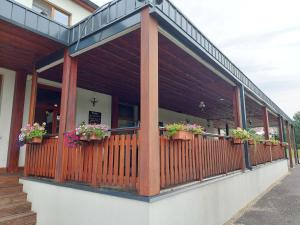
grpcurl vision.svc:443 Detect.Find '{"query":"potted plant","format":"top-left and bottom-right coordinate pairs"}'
top-left (264, 140), bottom-right (272, 146)
top-left (19, 122), bottom-right (47, 144)
top-left (76, 123), bottom-right (109, 141)
top-left (230, 128), bottom-right (250, 144)
top-left (270, 138), bottom-right (280, 146)
top-left (165, 123), bottom-right (204, 141)
top-left (248, 130), bottom-right (264, 145)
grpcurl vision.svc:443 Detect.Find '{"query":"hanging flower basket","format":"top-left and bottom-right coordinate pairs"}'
top-left (248, 139), bottom-right (255, 145)
top-left (19, 122), bottom-right (47, 145)
top-left (89, 133), bottom-right (104, 141)
top-left (265, 140), bottom-right (272, 146)
top-left (30, 137), bottom-right (43, 144)
top-left (76, 123), bottom-right (109, 142)
top-left (232, 137), bottom-right (244, 145)
top-left (172, 130), bottom-right (193, 141)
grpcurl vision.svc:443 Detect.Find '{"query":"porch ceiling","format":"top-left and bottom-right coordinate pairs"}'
top-left (0, 21), bottom-right (63, 72)
top-left (40, 29), bottom-right (236, 127)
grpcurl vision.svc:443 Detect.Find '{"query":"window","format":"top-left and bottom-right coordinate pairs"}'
top-left (32, 0), bottom-right (71, 26)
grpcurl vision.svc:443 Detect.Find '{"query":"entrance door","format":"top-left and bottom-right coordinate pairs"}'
top-left (35, 85), bottom-right (61, 135)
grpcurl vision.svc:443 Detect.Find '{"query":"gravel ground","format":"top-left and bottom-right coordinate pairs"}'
top-left (231, 165), bottom-right (300, 225)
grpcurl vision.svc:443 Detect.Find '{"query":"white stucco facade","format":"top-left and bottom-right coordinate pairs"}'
top-left (14, 0), bottom-right (92, 25)
top-left (20, 160), bottom-right (289, 225)
top-left (0, 68), bottom-right (16, 168)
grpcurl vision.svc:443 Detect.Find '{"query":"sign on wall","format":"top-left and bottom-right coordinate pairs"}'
top-left (88, 111), bottom-right (101, 124)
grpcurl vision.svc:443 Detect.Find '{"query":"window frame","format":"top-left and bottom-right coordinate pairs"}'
top-left (32, 0), bottom-right (72, 26)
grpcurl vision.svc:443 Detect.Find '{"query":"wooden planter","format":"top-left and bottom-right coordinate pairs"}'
top-left (232, 138), bottom-right (243, 145)
top-left (172, 131), bottom-right (193, 141)
top-left (265, 141), bottom-right (272, 146)
top-left (29, 137), bottom-right (43, 144)
top-left (272, 143), bottom-right (279, 146)
top-left (248, 139), bottom-right (255, 145)
top-left (89, 134), bottom-right (103, 141)
top-left (79, 135), bottom-right (88, 141)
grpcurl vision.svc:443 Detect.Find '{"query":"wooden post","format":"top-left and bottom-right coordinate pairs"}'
top-left (55, 49), bottom-right (77, 182)
top-left (24, 70), bottom-right (38, 176)
top-left (138, 8), bottom-right (160, 196)
top-left (262, 107), bottom-right (272, 161)
top-left (232, 86), bottom-right (242, 128)
top-left (7, 71), bottom-right (27, 173)
top-left (263, 107), bottom-right (270, 140)
top-left (28, 70), bottom-right (38, 125)
top-left (111, 96), bottom-right (119, 129)
top-left (291, 125), bottom-right (298, 164)
top-left (66, 57), bottom-right (78, 131)
top-left (278, 116), bottom-right (284, 143)
top-left (286, 122), bottom-right (294, 168)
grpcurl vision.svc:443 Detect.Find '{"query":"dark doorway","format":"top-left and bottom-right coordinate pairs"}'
top-left (35, 84), bottom-right (61, 135)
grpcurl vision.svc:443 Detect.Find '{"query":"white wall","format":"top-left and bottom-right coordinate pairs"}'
top-left (0, 68), bottom-right (16, 168)
top-left (149, 160), bottom-right (289, 225)
top-left (20, 180), bottom-right (150, 225)
top-left (14, 0), bottom-right (92, 25)
top-left (20, 160), bottom-right (289, 225)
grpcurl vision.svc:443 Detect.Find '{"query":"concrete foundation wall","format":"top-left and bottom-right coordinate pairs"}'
top-left (20, 160), bottom-right (288, 225)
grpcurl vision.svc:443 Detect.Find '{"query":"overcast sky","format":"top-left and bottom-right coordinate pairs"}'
top-left (93, 0), bottom-right (300, 118)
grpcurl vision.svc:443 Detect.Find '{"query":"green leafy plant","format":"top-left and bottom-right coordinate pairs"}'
top-left (165, 123), bottom-right (204, 137)
top-left (230, 127), bottom-right (250, 141)
top-left (270, 138), bottom-right (280, 145)
top-left (248, 129), bottom-right (264, 143)
top-left (165, 123), bottom-right (186, 137)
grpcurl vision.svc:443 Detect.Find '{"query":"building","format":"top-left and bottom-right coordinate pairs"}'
top-left (0, 0), bottom-right (298, 225)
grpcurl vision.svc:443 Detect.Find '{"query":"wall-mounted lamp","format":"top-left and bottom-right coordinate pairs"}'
top-left (90, 98), bottom-right (98, 107)
top-left (198, 101), bottom-right (206, 111)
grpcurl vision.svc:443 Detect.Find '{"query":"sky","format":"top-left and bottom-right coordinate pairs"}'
top-left (92, 0), bottom-right (300, 118)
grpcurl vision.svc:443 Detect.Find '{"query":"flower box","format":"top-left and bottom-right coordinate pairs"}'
top-left (89, 134), bottom-right (104, 141)
top-left (29, 137), bottom-right (43, 144)
top-left (248, 139), bottom-right (255, 145)
top-left (272, 143), bottom-right (279, 146)
top-left (232, 138), bottom-right (243, 145)
top-left (265, 140), bottom-right (272, 146)
top-left (172, 131), bottom-right (193, 141)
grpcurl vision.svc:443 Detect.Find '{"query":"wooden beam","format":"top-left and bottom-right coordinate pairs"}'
top-left (111, 96), bottom-right (119, 128)
top-left (278, 117), bottom-right (284, 142)
top-left (138, 9), bottom-right (160, 196)
top-left (66, 57), bottom-right (78, 131)
top-left (28, 70), bottom-right (38, 125)
top-left (232, 86), bottom-right (242, 128)
top-left (55, 49), bottom-right (77, 182)
top-left (263, 107), bottom-right (270, 140)
top-left (6, 71), bottom-right (27, 173)
top-left (286, 122), bottom-right (294, 168)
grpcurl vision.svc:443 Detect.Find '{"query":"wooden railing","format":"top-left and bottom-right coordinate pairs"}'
top-left (160, 135), bottom-right (244, 189)
top-left (65, 134), bottom-right (139, 190)
top-left (24, 137), bottom-right (58, 178)
top-left (249, 143), bottom-right (285, 166)
top-left (24, 130), bottom-right (286, 193)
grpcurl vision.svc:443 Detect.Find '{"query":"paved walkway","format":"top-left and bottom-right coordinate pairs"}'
top-left (231, 166), bottom-right (300, 225)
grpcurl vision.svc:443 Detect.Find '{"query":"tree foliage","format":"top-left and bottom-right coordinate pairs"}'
top-left (294, 112), bottom-right (300, 128)
top-left (293, 111), bottom-right (300, 148)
